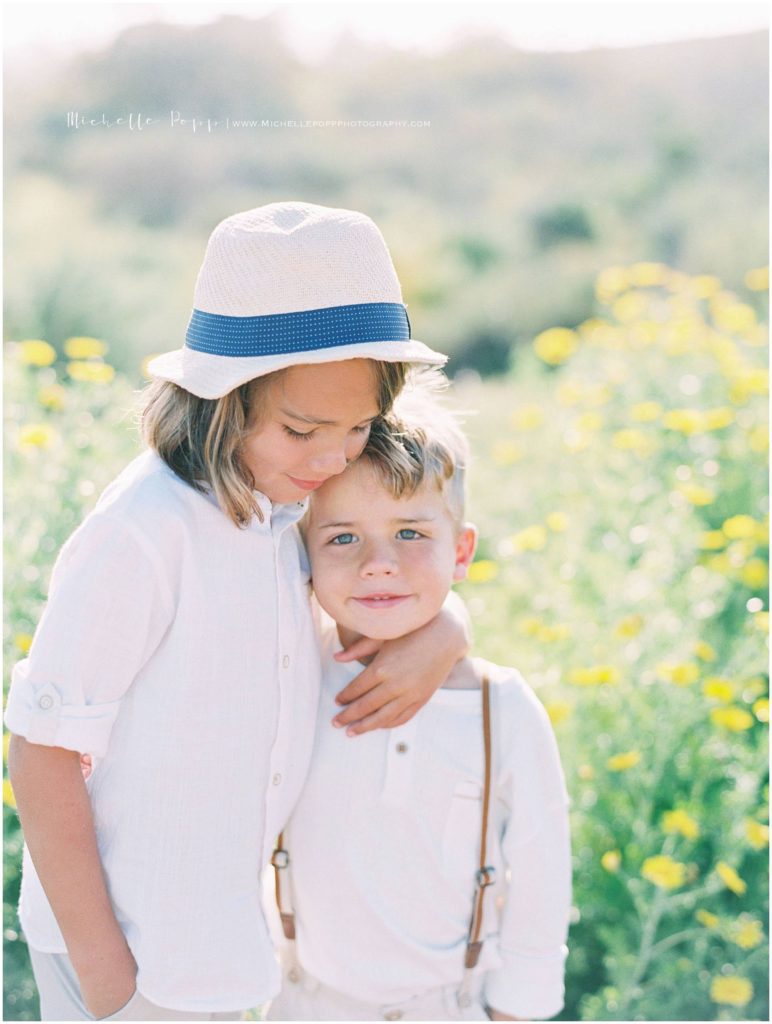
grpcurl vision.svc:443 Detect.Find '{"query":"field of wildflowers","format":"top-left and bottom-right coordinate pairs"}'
top-left (3, 265), bottom-right (769, 1021)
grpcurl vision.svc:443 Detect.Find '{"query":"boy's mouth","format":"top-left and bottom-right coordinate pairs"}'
top-left (351, 593), bottom-right (413, 609)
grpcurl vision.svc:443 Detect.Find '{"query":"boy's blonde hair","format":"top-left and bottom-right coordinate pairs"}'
top-left (140, 360), bottom-right (409, 528)
top-left (359, 367), bottom-right (470, 530)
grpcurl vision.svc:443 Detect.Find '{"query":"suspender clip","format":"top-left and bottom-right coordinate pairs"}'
top-left (271, 848), bottom-right (289, 869)
top-left (476, 865), bottom-right (496, 888)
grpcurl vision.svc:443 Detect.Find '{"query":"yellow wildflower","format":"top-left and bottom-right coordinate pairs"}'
top-left (699, 531), bottom-right (726, 550)
top-left (703, 407), bottom-right (734, 430)
top-left (3, 732), bottom-right (10, 764)
top-left (18, 424), bottom-right (57, 450)
top-left (19, 339), bottom-right (56, 366)
top-left (694, 641), bottom-right (717, 661)
top-left (612, 429), bottom-right (652, 453)
top-left (607, 750), bottom-right (640, 772)
top-left (663, 409), bottom-right (704, 434)
top-left (14, 634), bottom-right (33, 654)
top-left (662, 809), bottom-right (700, 841)
top-left (679, 483), bottom-right (715, 506)
top-left (64, 336), bottom-right (107, 359)
top-left (533, 328), bottom-right (578, 365)
top-left (518, 616), bottom-right (542, 636)
top-left (3, 779), bottom-right (16, 809)
top-left (538, 624), bottom-right (571, 643)
top-left (702, 677), bottom-right (733, 702)
top-left (712, 300), bottom-right (757, 335)
top-left (615, 614), bottom-right (644, 638)
top-left (748, 426), bottom-right (769, 453)
top-left (722, 515), bottom-right (759, 540)
top-left (726, 916), bottom-right (764, 949)
top-left (545, 701), bottom-right (572, 726)
top-left (709, 976), bottom-right (753, 1008)
top-left (511, 525), bottom-right (548, 552)
top-left (568, 665), bottom-right (620, 686)
top-left (695, 909), bottom-right (719, 929)
top-left (716, 861), bottom-right (747, 895)
top-left (465, 560), bottom-right (498, 584)
top-left (67, 361), bottom-right (115, 384)
top-left (511, 405), bottom-right (545, 430)
top-left (545, 512), bottom-right (568, 532)
top-left (595, 266), bottom-right (630, 302)
top-left (710, 706), bottom-right (754, 731)
top-left (37, 384), bottom-right (66, 411)
top-left (741, 559), bottom-right (768, 589)
top-left (612, 291), bottom-right (647, 323)
top-left (630, 262), bottom-right (669, 288)
top-left (752, 698), bottom-right (769, 723)
top-left (656, 662), bottom-right (699, 686)
top-left (641, 854), bottom-right (686, 889)
top-left (631, 401), bottom-right (662, 422)
top-left (744, 266), bottom-right (769, 291)
top-left (601, 850), bottom-right (621, 872)
top-left (752, 610), bottom-right (768, 633)
top-left (745, 819), bottom-right (769, 849)
top-left (690, 275), bottom-right (722, 299)
top-left (577, 764), bottom-right (594, 780)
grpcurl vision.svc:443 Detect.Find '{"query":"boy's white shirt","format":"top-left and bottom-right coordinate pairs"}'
top-left (265, 618), bottom-right (573, 1021)
top-left (4, 449), bottom-right (322, 1013)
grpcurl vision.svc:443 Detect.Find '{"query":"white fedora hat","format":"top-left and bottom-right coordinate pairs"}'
top-left (147, 201), bottom-right (448, 399)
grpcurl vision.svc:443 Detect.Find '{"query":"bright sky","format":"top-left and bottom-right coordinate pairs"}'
top-left (3, 0), bottom-right (769, 64)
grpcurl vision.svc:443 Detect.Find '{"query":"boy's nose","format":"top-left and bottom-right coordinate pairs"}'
top-left (360, 549), bottom-right (399, 577)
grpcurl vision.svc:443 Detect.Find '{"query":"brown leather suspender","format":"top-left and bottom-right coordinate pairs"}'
top-left (271, 837), bottom-right (296, 940)
top-left (464, 671), bottom-right (495, 967)
top-left (271, 671), bottom-right (495, 968)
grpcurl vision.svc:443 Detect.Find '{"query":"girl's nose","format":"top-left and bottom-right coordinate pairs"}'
top-left (308, 447), bottom-right (349, 477)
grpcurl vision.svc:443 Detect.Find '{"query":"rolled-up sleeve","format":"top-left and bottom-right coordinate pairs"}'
top-left (4, 510), bottom-right (175, 758)
top-left (483, 682), bottom-right (573, 1020)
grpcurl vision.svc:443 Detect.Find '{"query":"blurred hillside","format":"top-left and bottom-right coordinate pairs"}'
top-left (4, 15), bottom-right (768, 376)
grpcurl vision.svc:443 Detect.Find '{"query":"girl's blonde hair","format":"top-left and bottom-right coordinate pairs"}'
top-left (140, 360), bottom-right (409, 528)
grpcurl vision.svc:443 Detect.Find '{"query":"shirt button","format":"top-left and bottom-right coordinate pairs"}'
top-left (395, 742), bottom-right (408, 754)
top-left (38, 695), bottom-right (54, 710)
top-left (458, 993), bottom-right (472, 1008)
top-left (282, 655), bottom-right (290, 669)
top-left (272, 773), bottom-right (282, 786)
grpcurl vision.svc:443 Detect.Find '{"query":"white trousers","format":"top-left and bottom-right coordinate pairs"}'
top-left (28, 947), bottom-right (247, 1022)
top-left (265, 954), bottom-right (489, 1022)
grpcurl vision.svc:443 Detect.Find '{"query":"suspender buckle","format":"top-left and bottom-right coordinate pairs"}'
top-left (271, 848), bottom-right (289, 869)
top-left (476, 865), bottom-right (496, 887)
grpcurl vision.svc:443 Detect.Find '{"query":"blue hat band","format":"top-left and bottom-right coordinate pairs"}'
top-left (185, 301), bottom-right (411, 357)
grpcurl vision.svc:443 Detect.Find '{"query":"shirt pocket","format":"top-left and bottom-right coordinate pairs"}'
top-left (441, 778), bottom-right (484, 879)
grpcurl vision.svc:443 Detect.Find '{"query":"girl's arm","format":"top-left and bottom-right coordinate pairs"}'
top-left (331, 590), bottom-right (471, 735)
top-left (8, 735), bottom-right (138, 1019)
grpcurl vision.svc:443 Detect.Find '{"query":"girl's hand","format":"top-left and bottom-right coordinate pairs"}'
top-left (485, 1007), bottom-right (522, 1021)
top-left (332, 593), bottom-right (471, 735)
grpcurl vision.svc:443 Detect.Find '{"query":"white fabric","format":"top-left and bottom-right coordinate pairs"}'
top-left (147, 201), bottom-right (448, 398)
top-left (265, 627), bottom-right (572, 1021)
top-left (5, 448), bottom-right (321, 1014)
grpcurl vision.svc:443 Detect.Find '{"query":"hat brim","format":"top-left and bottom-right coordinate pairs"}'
top-left (146, 340), bottom-right (448, 399)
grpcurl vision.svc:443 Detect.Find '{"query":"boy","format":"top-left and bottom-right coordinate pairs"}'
top-left (264, 387), bottom-right (573, 1021)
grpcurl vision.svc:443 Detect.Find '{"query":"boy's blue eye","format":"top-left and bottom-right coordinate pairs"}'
top-left (397, 529), bottom-right (422, 540)
top-left (330, 533), bottom-right (357, 545)
top-left (283, 425), bottom-right (315, 441)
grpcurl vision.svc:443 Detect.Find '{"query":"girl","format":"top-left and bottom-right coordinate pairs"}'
top-left (5, 201), bottom-right (469, 1022)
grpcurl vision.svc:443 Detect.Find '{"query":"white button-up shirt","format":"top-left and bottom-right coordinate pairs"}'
top-left (4, 449), bottom-right (321, 1013)
top-left (266, 627), bottom-right (572, 1020)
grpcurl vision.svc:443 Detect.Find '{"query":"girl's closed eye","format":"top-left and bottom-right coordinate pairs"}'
top-left (283, 425), bottom-right (315, 441)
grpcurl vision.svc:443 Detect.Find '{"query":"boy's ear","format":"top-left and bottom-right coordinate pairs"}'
top-left (453, 522), bottom-right (478, 581)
